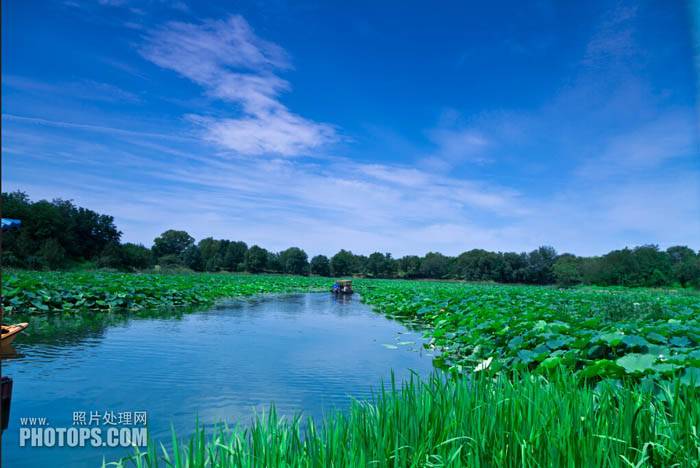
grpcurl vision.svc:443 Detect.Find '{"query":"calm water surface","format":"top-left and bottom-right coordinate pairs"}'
top-left (2, 293), bottom-right (436, 467)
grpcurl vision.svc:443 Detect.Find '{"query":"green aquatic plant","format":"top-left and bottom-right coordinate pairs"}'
top-left (2, 271), bottom-right (329, 315)
top-left (352, 280), bottom-right (700, 382)
top-left (106, 372), bottom-right (700, 467)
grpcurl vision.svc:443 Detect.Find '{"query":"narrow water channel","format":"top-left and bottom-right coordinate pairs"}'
top-left (1, 293), bottom-right (436, 467)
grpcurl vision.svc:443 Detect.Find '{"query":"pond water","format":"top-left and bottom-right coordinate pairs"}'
top-left (1, 293), bottom-right (436, 467)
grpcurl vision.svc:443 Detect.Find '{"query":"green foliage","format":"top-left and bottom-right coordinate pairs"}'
top-left (2, 191), bottom-right (120, 268)
top-left (152, 230), bottom-right (194, 260)
top-left (98, 243), bottom-right (154, 271)
top-left (197, 238), bottom-right (248, 272)
top-left (37, 238), bottom-right (67, 269)
top-left (1, 271), bottom-right (329, 315)
top-left (330, 249), bottom-right (355, 276)
top-left (366, 252), bottom-right (397, 278)
top-left (279, 247), bottom-right (309, 275)
top-left (398, 255), bottom-right (421, 278)
top-left (244, 245), bottom-right (268, 273)
top-left (108, 372), bottom-right (700, 468)
top-left (553, 253), bottom-right (584, 286)
top-left (419, 252), bottom-right (450, 278)
top-left (309, 255), bottom-right (331, 276)
top-left (355, 279), bottom-right (700, 382)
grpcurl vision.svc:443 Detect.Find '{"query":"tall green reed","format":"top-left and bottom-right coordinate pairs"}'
top-left (106, 371), bottom-right (700, 468)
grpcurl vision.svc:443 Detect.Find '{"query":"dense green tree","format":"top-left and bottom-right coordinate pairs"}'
top-left (367, 252), bottom-right (397, 278)
top-left (496, 252), bottom-right (528, 283)
top-left (1, 191), bottom-right (120, 268)
top-left (630, 245), bottom-right (671, 287)
top-left (420, 252), bottom-right (450, 278)
top-left (98, 242), bottom-right (154, 271)
top-left (266, 252), bottom-right (283, 273)
top-left (198, 238), bottom-right (223, 271)
top-left (37, 239), bottom-right (66, 269)
top-left (331, 250), bottom-right (355, 276)
top-left (523, 246), bottom-right (558, 284)
top-left (279, 247), bottom-right (309, 275)
top-left (310, 255), bottom-right (331, 276)
top-left (120, 243), bottom-right (153, 270)
top-left (182, 245), bottom-right (204, 271)
top-left (553, 254), bottom-right (584, 286)
top-left (152, 230), bottom-right (194, 259)
top-left (398, 255), bottom-right (421, 278)
top-left (667, 246), bottom-right (700, 287)
top-left (454, 249), bottom-right (502, 281)
top-left (223, 241), bottom-right (247, 271)
top-left (245, 245), bottom-right (268, 273)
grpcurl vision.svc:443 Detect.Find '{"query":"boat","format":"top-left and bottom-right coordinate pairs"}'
top-left (331, 279), bottom-right (353, 295)
top-left (1, 323), bottom-right (29, 347)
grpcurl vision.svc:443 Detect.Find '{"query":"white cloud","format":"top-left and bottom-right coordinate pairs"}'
top-left (4, 75), bottom-right (141, 103)
top-left (577, 111), bottom-right (697, 177)
top-left (140, 15), bottom-right (336, 156)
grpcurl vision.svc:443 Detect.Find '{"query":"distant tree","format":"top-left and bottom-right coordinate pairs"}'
top-left (553, 254), bottom-right (583, 286)
top-left (497, 252), bottom-right (528, 283)
top-left (37, 238), bottom-right (66, 269)
top-left (666, 246), bottom-right (700, 287)
top-left (454, 249), bottom-right (501, 281)
top-left (1, 191), bottom-right (121, 268)
top-left (157, 254), bottom-right (184, 268)
top-left (383, 253), bottom-right (398, 277)
top-left (182, 245), bottom-right (204, 271)
top-left (266, 252), bottom-right (283, 273)
top-left (98, 242), bottom-right (154, 271)
top-left (367, 252), bottom-right (397, 278)
top-left (398, 255), bottom-right (421, 278)
top-left (419, 252), bottom-right (450, 278)
top-left (331, 250), bottom-right (355, 276)
top-left (245, 245), bottom-right (268, 273)
top-left (152, 230), bottom-right (194, 259)
top-left (596, 248), bottom-right (636, 286)
top-left (310, 255), bottom-right (331, 276)
top-left (279, 247), bottom-right (309, 275)
top-left (223, 241), bottom-right (248, 271)
top-left (352, 254), bottom-right (369, 276)
top-left (367, 252), bottom-right (386, 277)
top-left (630, 245), bottom-right (671, 287)
top-left (198, 238), bottom-right (223, 271)
top-left (97, 242), bottom-right (124, 269)
top-left (523, 246), bottom-right (558, 284)
top-left (120, 243), bottom-right (153, 270)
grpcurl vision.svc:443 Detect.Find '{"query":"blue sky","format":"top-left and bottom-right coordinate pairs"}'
top-left (2, 0), bottom-right (699, 256)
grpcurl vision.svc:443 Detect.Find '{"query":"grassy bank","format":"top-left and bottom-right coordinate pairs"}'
top-left (108, 372), bottom-right (700, 468)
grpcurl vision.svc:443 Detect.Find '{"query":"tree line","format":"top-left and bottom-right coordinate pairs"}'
top-left (2, 191), bottom-right (699, 288)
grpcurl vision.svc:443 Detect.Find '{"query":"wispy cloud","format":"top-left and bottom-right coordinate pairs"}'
top-left (4, 75), bottom-right (142, 103)
top-left (576, 110), bottom-right (698, 177)
top-left (582, 4), bottom-right (639, 67)
top-left (140, 15), bottom-right (337, 156)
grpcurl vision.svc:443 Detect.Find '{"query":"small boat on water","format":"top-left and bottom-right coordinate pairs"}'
top-left (1, 323), bottom-right (29, 347)
top-left (331, 279), bottom-right (353, 295)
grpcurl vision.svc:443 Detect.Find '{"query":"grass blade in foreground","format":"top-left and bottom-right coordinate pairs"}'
top-left (107, 372), bottom-right (700, 467)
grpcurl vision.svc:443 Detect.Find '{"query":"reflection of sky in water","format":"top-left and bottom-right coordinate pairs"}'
top-left (2, 293), bottom-right (436, 468)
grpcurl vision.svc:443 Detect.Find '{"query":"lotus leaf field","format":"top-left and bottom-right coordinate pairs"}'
top-left (3, 271), bottom-right (700, 384)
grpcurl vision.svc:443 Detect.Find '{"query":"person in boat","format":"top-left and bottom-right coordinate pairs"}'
top-left (332, 281), bottom-right (341, 293)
